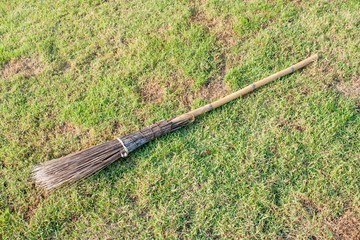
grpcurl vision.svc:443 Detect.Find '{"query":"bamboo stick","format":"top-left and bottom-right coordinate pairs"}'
top-left (171, 54), bottom-right (318, 123)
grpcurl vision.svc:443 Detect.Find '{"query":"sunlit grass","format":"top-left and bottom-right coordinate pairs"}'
top-left (1, 0), bottom-right (360, 238)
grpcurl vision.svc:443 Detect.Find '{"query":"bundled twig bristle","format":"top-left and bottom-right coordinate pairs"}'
top-left (32, 139), bottom-right (125, 190)
top-left (32, 117), bottom-right (192, 190)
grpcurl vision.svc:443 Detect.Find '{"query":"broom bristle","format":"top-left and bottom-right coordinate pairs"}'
top-left (32, 117), bottom-right (192, 190)
top-left (32, 139), bottom-right (125, 190)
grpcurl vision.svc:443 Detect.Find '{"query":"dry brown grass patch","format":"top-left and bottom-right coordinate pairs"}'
top-left (332, 210), bottom-right (360, 240)
top-left (190, 9), bottom-right (239, 47)
top-left (30, 120), bottom-right (90, 156)
top-left (59, 121), bottom-right (82, 135)
top-left (291, 0), bottom-right (303, 6)
top-left (139, 80), bottom-right (164, 104)
top-left (290, 195), bottom-right (360, 239)
top-left (49, 121), bottom-right (95, 153)
top-left (336, 76), bottom-right (360, 98)
top-left (299, 197), bottom-right (321, 216)
top-left (196, 79), bottom-right (230, 101)
top-left (143, 68), bottom-right (229, 109)
top-left (173, 78), bottom-right (230, 109)
top-left (25, 192), bottom-right (46, 223)
top-left (0, 57), bottom-right (43, 79)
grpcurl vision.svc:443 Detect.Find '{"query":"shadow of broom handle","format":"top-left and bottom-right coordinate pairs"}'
top-left (172, 54), bottom-right (319, 123)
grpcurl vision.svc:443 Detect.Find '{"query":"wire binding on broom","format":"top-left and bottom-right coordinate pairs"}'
top-left (117, 138), bottom-right (129, 157)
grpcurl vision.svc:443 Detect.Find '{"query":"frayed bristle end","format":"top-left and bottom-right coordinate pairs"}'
top-left (32, 139), bottom-right (125, 191)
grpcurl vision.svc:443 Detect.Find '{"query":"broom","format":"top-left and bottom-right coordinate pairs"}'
top-left (33, 55), bottom-right (318, 190)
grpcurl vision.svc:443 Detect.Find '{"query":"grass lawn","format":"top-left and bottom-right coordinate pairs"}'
top-left (1, 0), bottom-right (360, 238)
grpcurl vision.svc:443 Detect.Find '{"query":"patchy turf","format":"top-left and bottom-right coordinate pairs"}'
top-left (337, 75), bottom-right (360, 98)
top-left (0, 57), bottom-right (43, 80)
top-left (1, 0), bottom-right (360, 239)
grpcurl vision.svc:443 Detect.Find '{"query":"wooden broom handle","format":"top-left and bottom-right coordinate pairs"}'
top-left (171, 54), bottom-right (318, 123)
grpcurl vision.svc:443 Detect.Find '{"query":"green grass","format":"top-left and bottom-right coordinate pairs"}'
top-left (1, 0), bottom-right (360, 238)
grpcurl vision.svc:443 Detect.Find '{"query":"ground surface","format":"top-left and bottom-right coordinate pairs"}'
top-left (1, 0), bottom-right (360, 239)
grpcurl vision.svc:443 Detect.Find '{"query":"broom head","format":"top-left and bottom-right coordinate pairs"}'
top-left (32, 117), bottom-right (192, 190)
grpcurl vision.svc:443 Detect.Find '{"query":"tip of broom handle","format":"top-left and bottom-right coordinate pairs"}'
top-left (310, 54), bottom-right (319, 61)
top-left (293, 54), bottom-right (319, 71)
